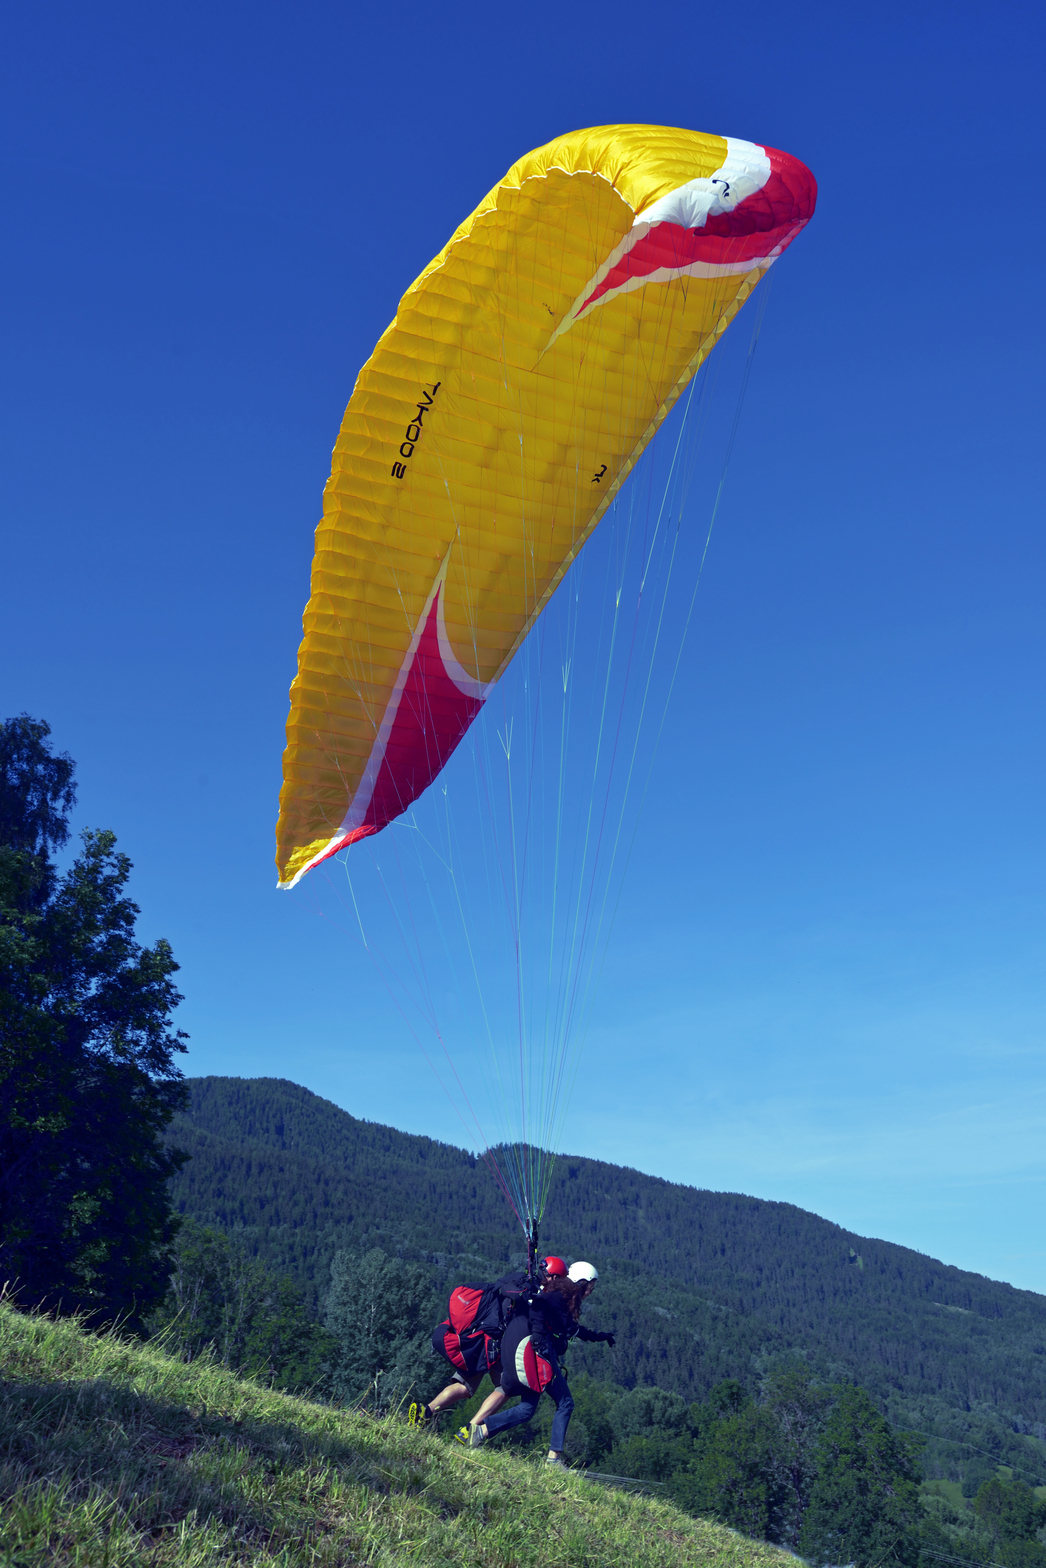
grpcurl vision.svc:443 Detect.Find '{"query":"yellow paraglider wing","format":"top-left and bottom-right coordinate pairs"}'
top-left (277, 123), bottom-right (816, 888)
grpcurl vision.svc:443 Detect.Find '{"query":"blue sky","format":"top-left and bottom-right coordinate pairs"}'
top-left (3, 2), bottom-right (1045, 1289)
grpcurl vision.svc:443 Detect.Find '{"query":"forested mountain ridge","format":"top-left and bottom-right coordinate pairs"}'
top-left (168, 1076), bottom-right (1046, 1484)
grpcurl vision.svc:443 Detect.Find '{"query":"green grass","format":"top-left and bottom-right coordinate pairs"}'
top-left (0, 1300), bottom-right (796, 1568)
top-left (923, 1478), bottom-right (967, 1510)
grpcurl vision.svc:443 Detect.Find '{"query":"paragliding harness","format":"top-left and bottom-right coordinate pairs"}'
top-left (433, 1281), bottom-right (506, 1378)
top-left (498, 1225), bottom-right (557, 1397)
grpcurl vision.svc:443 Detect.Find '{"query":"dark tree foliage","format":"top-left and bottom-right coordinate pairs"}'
top-left (618, 1379), bottom-right (785, 1536)
top-left (0, 715), bottom-right (188, 1328)
top-left (971, 1478), bottom-right (1046, 1567)
top-left (553, 1370), bottom-right (916, 1556)
top-left (150, 1220), bottom-right (336, 1393)
top-left (324, 1248), bottom-right (440, 1411)
top-left (612, 1384), bottom-right (691, 1443)
top-left (920, 1474), bottom-right (1046, 1568)
top-left (682, 1396), bottom-right (785, 1539)
top-left (974, 1477), bottom-right (1045, 1543)
top-left (0, 714), bottom-right (76, 904)
top-left (606, 1386), bottom-right (696, 1484)
top-left (800, 1385), bottom-right (923, 1568)
top-left (761, 1361), bottom-right (834, 1549)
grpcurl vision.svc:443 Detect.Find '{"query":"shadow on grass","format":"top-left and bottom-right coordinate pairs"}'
top-left (0, 1371), bottom-right (456, 1548)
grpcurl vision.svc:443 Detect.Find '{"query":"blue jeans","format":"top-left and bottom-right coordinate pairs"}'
top-left (484, 1366), bottom-right (574, 1451)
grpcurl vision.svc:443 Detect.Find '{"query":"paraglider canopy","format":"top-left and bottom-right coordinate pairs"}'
top-left (276, 123), bottom-right (815, 890)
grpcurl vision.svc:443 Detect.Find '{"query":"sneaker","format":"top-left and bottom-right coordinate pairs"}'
top-left (407, 1402), bottom-right (430, 1428)
top-left (453, 1424), bottom-right (471, 1446)
top-left (470, 1423), bottom-right (488, 1448)
top-left (546, 1453), bottom-right (567, 1468)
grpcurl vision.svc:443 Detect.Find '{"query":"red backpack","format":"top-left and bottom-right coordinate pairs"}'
top-left (448, 1283), bottom-right (503, 1337)
top-left (434, 1282), bottom-right (505, 1378)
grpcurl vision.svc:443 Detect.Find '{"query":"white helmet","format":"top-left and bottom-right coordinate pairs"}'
top-left (568, 1261), bottom-right (598, 1283)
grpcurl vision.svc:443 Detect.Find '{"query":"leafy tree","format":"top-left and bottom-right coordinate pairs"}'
top-left (151, 1219), bottom-right (335, 1392)
top-left (962, 1458), bottom-right (1003, 1499)
top-left (682, 1396), bottom-right (785, 1539)
top-left (800, 1384), bottom-right (922, 1568)
top-left (607, 1384), bottom-right (697, 1482)
top-left (324, 1247), bottom-right (437, 1410)
top-left (919, 1476), bottom-right (1046, 1568)
top-left (709, 1379), bottom-right (750, 1416)
top-left (0, 712), bottom-right (75, 902)
top-left (561, 1372), bottom-right (619, 1465)
top-left (0, 715), bottom-right (188, 1328)
top-left (974, 1478), bottom-right (1044, 1544)
top-left (993, 1544), bottom-right (1046, 1568)
top-left (611, 1384), bottom-right (691, 1443)
top-left (761, 1359), bottom-right (833, 1548)
top-left (971, 1478), bottom-right (1046, 1568)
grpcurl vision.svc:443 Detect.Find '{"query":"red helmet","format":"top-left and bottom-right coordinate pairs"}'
top-left (542, 1255), bottom-right (568, 1277)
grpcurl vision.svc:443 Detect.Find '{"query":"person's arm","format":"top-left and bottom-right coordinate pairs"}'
top-left (576, 1323), bottom-right (616, 1345)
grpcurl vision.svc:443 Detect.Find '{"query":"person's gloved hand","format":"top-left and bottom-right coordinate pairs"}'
top-left (600, 1332), bottom-right (616, 1347)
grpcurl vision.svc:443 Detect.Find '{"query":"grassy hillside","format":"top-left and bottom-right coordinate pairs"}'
top-left (167, 1077), bottom-right (1046, 1488)
top-left (0, 1299), bottom-right (792, 1568)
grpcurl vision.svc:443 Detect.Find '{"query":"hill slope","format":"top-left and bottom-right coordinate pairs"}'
top-left (0, 1299), bottom-right (791, 1568)
top-left (167, 1076), bottom-right (1046, 1483)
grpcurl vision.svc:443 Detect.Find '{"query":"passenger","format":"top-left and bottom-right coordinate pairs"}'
top-left (566, 1259), bottom-right (602, 1305)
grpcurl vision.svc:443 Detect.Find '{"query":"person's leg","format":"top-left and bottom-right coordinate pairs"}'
top-left (422, 1328), bottom-right (483, 1421)
top-left (477, 1389), bottom-right (540, 1439)
top-left (412, 1368), bottom-right (484, 1426)
top-left (471, 1384), bottom-right (507, 1427)
top-left (546, 1374), bottom-right (574, 1459)
top-left (427, 1379), bottom-right (475, 1414)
